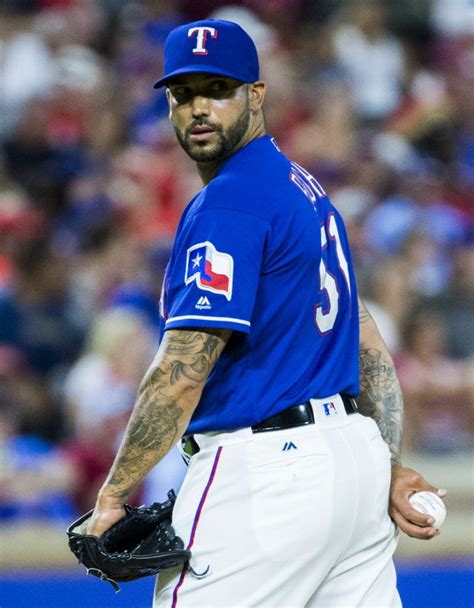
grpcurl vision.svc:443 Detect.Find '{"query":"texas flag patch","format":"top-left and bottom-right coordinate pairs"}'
top-left (185, 241), bottom-right (233, 301)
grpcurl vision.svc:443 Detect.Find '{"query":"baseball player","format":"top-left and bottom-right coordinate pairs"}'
top-left (87, 19), bottom-right (446, 607)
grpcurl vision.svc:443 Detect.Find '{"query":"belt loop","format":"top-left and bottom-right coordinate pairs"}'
top-left (342, 394), bottom-right (358, 412)
top-left (181, 436), bottom-right (200, 463)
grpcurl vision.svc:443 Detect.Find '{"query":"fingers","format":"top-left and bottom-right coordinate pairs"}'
top-left (389, 466), bottom-right (446, 540)
top-left (87, 506), bottom-right (126, 537)
top-left (394, 499), bottom-right (438, 528)
top-left (390, 507), bottom-right (440, 540)
top-left (417, 480), bottom-right (441, 495)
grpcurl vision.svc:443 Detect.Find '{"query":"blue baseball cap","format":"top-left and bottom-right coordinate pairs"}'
top-left (153, 19), bottom-right (259, 89)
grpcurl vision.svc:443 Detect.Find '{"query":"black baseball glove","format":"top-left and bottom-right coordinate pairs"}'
top-left (67, 490), bottom-right (190, 591)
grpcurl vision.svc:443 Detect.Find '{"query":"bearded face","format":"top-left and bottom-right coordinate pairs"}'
top-left (173, 95), bottom-right (251, 163)
top-left (167, 76), bottom-right (252, 164)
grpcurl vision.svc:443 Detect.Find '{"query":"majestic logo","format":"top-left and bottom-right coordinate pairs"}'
top-left (195, 295), bottom-right (211, 310)
top-left (323, 402), bottom-right (338, 416)
top-left (282, 441), bottom-right (298, 452)
top-left (185, 242), bottom-right (233, 301)
top-left (188, 26), bottom-right (217, 55)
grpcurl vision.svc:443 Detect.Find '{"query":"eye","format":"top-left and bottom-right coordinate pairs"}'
top-left (171, 87), bottom-right (192, 103)
top-left (208, 80), bottom-right (226, 91)
top-left (206, 80), bottom-right (238, 98)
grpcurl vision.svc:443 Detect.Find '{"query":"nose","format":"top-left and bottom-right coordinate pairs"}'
top-left (191, 95), bottom-right (210, 119)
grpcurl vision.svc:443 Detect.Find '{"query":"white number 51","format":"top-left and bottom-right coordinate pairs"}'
top-left (316, 213), bottom-right (351, 334)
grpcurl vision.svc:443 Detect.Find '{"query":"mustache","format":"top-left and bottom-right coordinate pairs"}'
top-left (185, 120), bottom-right (223, 137)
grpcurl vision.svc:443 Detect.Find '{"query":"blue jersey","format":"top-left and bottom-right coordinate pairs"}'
top-left (159, 135), bottom-right (359, 434)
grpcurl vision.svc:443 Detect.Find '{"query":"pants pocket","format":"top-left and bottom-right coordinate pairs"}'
top-left (248, 452), bottom-right (333, 561)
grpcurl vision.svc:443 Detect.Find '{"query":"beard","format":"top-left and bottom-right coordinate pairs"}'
top-left (173, 98), bottom-right (251, 163)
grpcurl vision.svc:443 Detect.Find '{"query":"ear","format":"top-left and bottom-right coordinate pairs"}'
top-left (249, 81), bottom-right (266, 113)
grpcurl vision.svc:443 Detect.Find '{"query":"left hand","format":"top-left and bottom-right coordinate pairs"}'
top-left (389, 466), bottom-right (447, 540)
top-left (86, 496), bottom-right (127, 538)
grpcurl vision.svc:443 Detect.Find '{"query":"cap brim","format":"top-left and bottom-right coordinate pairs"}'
top-left (153, 65), bottom-right (249, 88)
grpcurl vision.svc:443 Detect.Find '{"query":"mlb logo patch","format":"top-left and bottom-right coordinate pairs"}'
top-left (185, 241), bottom-right (233, 301)
top-left (323, 402), bottom-right (338, 416)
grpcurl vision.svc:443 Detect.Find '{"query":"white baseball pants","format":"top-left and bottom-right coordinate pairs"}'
top-left (154, 394), bottom-right (401, 608)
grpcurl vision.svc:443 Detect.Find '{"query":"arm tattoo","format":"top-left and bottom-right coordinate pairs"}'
top-left (357, 299), bottom-right (403, 467)
top-left (358, 299), bottom-right (372, 325)
top-left (103, 328), bottom-right (231, 500)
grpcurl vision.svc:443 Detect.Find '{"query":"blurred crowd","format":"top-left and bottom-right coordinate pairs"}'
top-left (0, 0), bottom-right (472, 523)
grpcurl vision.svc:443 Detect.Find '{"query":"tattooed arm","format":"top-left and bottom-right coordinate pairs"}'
top-left (357, 297), bottom-right (446, 540)
top-left (87, 327), bottom-right (231, 537)
top-left (357, 297), bottom-right (403, 466)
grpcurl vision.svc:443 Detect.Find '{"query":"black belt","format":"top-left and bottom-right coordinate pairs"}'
top-left (182, 395), bottom-right (358, 457)
top-left (252, 394), bottom-right (358, 433)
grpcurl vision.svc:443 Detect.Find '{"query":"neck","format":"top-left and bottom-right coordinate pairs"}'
top-left (197, 120), bottom-right (266, 185)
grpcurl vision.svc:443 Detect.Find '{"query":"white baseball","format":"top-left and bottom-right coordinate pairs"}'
top-left (408, 491), bottom-right (446, 528)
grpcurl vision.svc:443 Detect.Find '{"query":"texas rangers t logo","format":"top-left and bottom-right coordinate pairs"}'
top-left (185, 241), bottom-right (233, 300)
top-left (188, 26), bottom-right (217, 55)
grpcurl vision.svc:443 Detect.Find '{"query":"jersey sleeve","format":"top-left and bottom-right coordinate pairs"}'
top-left (164, 208), bottom-right (270, 334)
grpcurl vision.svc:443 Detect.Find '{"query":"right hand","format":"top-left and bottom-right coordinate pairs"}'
top-left (86, 495), bottom-right (127, 538)
top-left (389, 466), bottom-right (447, 540)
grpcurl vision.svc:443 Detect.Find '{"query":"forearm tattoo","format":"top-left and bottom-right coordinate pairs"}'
top-left (103, 328), bottom-right (231, 500)
top-left (357, 299), bottom-right (403, 467)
